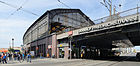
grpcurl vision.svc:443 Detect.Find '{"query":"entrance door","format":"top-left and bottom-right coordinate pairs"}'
top-left (59, 47), bottom-right (64, 58)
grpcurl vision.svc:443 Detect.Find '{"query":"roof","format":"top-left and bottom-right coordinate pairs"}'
top-left (23, 8), bottom-right (94, 39)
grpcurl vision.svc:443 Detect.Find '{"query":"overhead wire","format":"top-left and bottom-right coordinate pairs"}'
top-left (9, 0), bottom-right (29, 17)
top-left (58, 0), bottom-right (71, 8)
top-left (0, 0), bottom-right (39, 17)
top-left (0, 1), bottom-right (17, 8)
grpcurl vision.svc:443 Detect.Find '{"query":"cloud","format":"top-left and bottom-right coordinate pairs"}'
top-left (0, 19), bottom-right (31, 27)
top-left (0, 18), bottom-right (32, 48)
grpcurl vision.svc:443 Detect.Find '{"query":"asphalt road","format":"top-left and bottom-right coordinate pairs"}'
top-left (1, 56), bottom-right (140, 66)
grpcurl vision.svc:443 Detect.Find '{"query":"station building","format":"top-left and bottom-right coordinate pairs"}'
top-left (23, 6), bottom-right (140, 59)
top-left (23, 8), bottom-right (94, 58)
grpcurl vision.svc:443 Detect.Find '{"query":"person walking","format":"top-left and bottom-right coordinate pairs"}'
top-left (27, 53), bottom-right (31, 63)
top-left (9, 53), bottom-right (12, 61)
top-left (0, 54), bottom-right (2, 64)
top-left (2, 54), bottom-right (7, 64)
top-left (17, 53), bottom-right (21, 63)
top-left (6, 53), bottom-right (8, 61)
top-left (13, 53), bottom-right (17, 61)
top-left (22, 53), bottom-right (25, 61)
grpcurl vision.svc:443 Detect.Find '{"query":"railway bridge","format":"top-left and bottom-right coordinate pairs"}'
top-left (56, 7), bottom-right (140, 58)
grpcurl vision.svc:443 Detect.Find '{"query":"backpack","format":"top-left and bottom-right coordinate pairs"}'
top-left (3, 56), bottom-right (6, 59)
top-left (27, 55), bottom-right (31, 58)
top-left (22, 54), bottom-right (25, 57)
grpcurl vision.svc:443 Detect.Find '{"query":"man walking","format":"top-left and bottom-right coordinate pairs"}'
top-left (22, 53), bottom-right (25, 62)
top-left (0, 54), bottom-right (1, 64)
top-left (17, 53), bottom-right (21, 63)
top-left (27, 53), bottom-right (31, 63)
top-left (2, 54), bottom-right (7, 64)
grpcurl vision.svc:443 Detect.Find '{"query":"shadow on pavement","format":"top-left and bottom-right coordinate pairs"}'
top-left (81, 56), bottom-right (140, 62)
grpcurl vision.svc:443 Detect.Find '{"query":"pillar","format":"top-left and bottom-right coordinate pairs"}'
top-left (57, 48), bottom-right (59, 58)
top-left (52, 34), bottom-right (57, 58)
top-left (64, 46), bottom-right (69, 59)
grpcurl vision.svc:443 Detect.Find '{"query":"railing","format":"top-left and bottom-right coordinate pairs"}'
top-left (94, 7), bottom-right (140, 24)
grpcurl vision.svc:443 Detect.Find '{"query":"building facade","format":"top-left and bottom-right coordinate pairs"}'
top-left (23, 8), bottom-right (94, 58)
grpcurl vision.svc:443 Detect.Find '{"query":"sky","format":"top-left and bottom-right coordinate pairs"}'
top-left (0, 0), bottom-right (140, 49)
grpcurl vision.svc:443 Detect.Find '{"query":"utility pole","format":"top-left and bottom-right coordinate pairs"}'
top-left (113, 6), bottom-right (116, 15)
top-left (100, 0), bottom-right (113, 16)
top-left (137, 4), bottom-right (139, 14)
top-left (110, 0), bottom-right (112, 16)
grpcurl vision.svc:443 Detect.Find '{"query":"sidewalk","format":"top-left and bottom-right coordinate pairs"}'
top-left (120, 53), bottom-right (136, 56)
top-left (0, 58), bottom-right (118, 66)
top-left (0, 58), bottom-right (85, 65)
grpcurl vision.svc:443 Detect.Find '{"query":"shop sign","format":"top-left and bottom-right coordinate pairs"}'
top-left (57, 43), bottom-right (69, 47)
top-left (60, 44), bottom-right (63, 47)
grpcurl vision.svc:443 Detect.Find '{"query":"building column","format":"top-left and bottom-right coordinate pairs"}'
top-left (57, 48), bottom-right (59, 58)
top-left (64, 46), bottom-right (69, 59)
top-left (52, 34), bottom-right (57, 58)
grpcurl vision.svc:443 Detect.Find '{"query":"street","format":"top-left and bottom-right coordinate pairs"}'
top-left (1, 56), bottom-right (140, 66)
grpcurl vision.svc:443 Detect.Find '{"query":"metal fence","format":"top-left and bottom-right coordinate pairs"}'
top-left (94, 7), bottom-right (140, 24)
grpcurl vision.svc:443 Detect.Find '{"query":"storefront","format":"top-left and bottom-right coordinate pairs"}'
top-left (57, 43), bottom-right (69, 59)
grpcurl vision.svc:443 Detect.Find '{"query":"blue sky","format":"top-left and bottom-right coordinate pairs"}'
top-left (0, 0), bottom-right (140, 49)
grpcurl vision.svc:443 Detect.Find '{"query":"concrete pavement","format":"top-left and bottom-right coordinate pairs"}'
top-left (1, 56), bottom-right (140, 66)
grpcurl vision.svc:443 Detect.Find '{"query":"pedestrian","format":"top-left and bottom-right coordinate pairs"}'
top-left (14, 53), bottom-right (17, 61)
top-left (0, 54), bottom-right (1, 63)
top-left (81, 51), bottom-right (84, 59)
top-left (17, 53), bottom-right (21, 63)
top-left (27, 53), bottom-right (31, 63)
top-left (74, 53), bottom-right (76, 58)
top-left (40, 53), bottom-right (43, 59)
top-left (9, 53), bottom-right (12, 61)
top-left (22, 53), bottom-right (25, 61)
top-left (2, 54), bottom-right (7, 64)
top-left (7, 53), bottom-right (10, 61)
